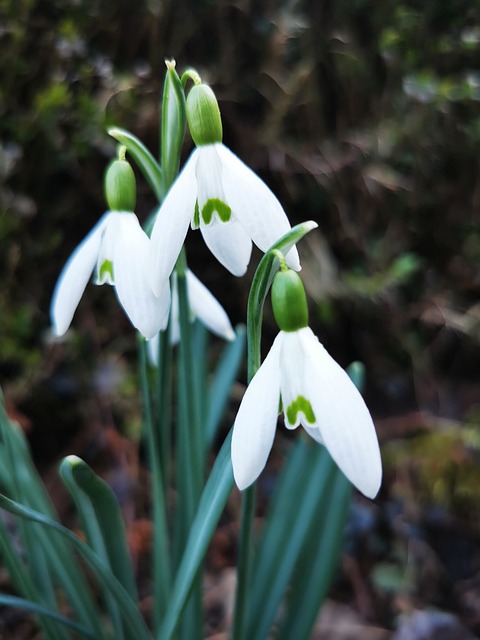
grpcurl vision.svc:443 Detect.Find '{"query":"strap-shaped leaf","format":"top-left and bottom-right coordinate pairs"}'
top-left (0, 595), bottom-right (96, 639)
top-left (0, 495), bottom-right (153, 640)
top-left (59, 456), bottom-right (138, 601)
top-left (158, 430), bottom-right (234, 640)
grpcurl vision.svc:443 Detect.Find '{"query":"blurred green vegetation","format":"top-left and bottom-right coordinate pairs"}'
top-left (1, 0), bottom-right (480, 632)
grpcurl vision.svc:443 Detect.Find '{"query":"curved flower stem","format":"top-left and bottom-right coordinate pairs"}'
top-left (232, 222), bottom-right (318, 640)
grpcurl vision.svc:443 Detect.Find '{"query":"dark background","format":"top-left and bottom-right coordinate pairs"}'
top-left (2, 0), bottom-right (480, 637)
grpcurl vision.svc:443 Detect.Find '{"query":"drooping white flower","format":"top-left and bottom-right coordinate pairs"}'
top-left (231, 327), bottom-right (382, 498)
top-left (149, 83), bottom-right (299, 296)
top-left (147, 269), bottom-right (235, 364)
top-left (231, 265), bottom-right (382, 499)
top-left (51, 211), bottom-right (170, 340)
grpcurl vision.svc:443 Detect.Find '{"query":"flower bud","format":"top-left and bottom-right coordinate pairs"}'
top-left (104, 158), bottom-right (136, 212)
top-left (271, 269), bottom-right (309, 332)
top-left (186, 84), bottom-right (223, 146)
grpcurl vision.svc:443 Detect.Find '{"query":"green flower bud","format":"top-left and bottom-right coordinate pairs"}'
top-left (186, 84), bottom-right (223, 146)
top-left (271, 269), bottom-right (309, 332)
top-left (104, 157), bottom-right (136, 212)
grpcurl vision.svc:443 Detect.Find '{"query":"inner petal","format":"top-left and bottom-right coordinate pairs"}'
top-left (286, 395), bottom-right (316, 428)
top-left (195, 146), bottom-right (231, 225)
top-left (279, 330), bottom-right (310, 429)
top-left (95, 212), bottom-right (122, 285)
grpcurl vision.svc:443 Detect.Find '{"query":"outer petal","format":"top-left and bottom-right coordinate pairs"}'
top-left (50, 213), bottom-right (110, 336)
top-left (218, 144), bottom-right (300, 270)
top-left (299, 327), bottom-right (382, 499)
top-left (149, 150), bottom-right (199, 296)
top-left (186, 270), bottom-right (235, 341)
top-left (114, 214), bottom-right (171, 339)
top-left (200, 218), bottom-right (252, 276)
top-left (231, 333), bottom-right (283, 490)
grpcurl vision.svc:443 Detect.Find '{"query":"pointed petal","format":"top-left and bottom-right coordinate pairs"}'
top-left (200, 218), bottom-right (252, 276)
top-left (114, 214), bottom-right (171, 339)
top-left (299, 327), bottom-right (382, 499)
top-left (146, 333), bottom-right (160, 367)
top-left (218, 144), bottom-right (300, 270)
top-left (186, 270), bottom-right (235, 340)
top-left (149, 151), bottom-right (198, 295)
top-left (231, 334), bottom-right (283, 490)
top-left (50, 213), bottom-right (109, 336)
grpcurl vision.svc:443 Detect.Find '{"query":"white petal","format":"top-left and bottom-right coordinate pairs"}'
top-left (231, 334), bottom-right (283, 490)
top-left (278, 330), bottom-right (309, 430)
top-left (299, 327), bottom-right (382, 499)
top-left (186, 270), bottom-right (235, 340)
top-left (147, 333), bottom-right (160, 367)
top-left (113, 214), bottom-right (171, 339)
top-left (195, 145), bottom-right (226, 214)
top-left (50, 213), bottom-right (109, 336)
top-left (218, 144), bottom-right (300, 270)
top-left (168, 274), bottom-right (181, 345)
top-left (200, 219), bottom-right (252, 276)
top-left (149, 150), bottom-right (198, 296)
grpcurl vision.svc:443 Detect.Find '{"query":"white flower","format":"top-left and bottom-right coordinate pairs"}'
top-left (147, 269), bottom-right (235, 365)
top-left (51, 211), bottom-right (170, 340)
top-left (149, 143), bottom-right (300, 296)
top-left (231, 327), bottom-right (382, 498)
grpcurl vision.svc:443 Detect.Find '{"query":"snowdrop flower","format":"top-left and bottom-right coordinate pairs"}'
top-left (231, 265), bottom-right (382, 499)
top-left (51, 155), bottom-right (170, 340)
top-left (150, 82), bottom-right (300, 296)
top-left (147, 269), bottom-right (235, 365)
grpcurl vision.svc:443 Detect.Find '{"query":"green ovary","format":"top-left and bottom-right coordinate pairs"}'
top-left (201, 198), bottom-right (232, 224)
top-left (99, 259), bottom-right (114, 283)
top-left (286, 395), bottom-right (316, 426)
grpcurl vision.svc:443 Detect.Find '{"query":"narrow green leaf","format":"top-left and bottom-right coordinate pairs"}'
top-left (276, 472), bottom-right (352, 640)
top-left (159, 431), bottom-right (234, 640)
top-left (205, 325), bottom-right (246, 450)
top-left (0, 403), bottom-right (105, 639)
top-left (138, 336), bottom-right (171, 633)
top-left (60, 456), bottom-right (138, 600)
top-left (0, 516), bottom-right (68, 640)
top-left (0, 495), bottom-right (154, 640)
top-left (107, 127), bottom-right (163, 202)
top-left (249, 443), bottom-right (336, 640)
top-left (0, 595), bottom-right (96, 639)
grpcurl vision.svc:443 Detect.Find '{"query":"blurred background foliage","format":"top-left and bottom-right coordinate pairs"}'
top-left (2, 0), bottom-right (480, 636)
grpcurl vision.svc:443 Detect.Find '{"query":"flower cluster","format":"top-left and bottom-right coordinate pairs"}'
top-left (51, 69), bottom-right (382, 498)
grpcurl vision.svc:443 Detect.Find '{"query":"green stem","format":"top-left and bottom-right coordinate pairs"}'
top-left (175, 252), bottom-right (204, 639)
top-left (159, 432), bottom-right (234, 640)
top-left (138, 337), bottom-right (171, 632)
top-left (231, 484), bottom-right (256, 640)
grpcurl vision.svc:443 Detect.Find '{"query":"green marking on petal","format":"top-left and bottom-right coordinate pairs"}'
top-left (201, 198), bottom-right (231, 224)
top-left (286, 395), bottom-right (316, 426)
top-left (193, 200), bottom-right (200, 229)
top-left (99, 259), bottom-right (114, 283)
